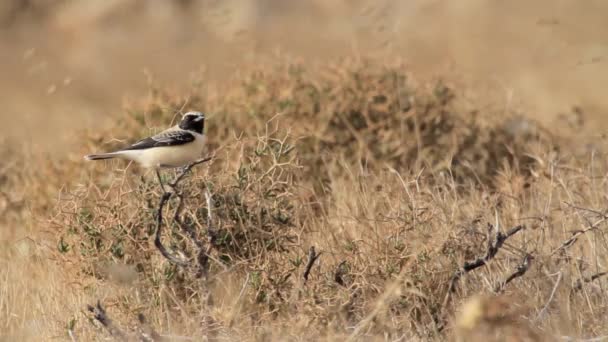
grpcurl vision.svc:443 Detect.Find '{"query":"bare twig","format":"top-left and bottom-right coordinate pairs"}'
top-left (168, 157), bottom-right (212, 188)
top-left (87, 301), bottom-right (169, 342)
top-left (334, 261), bottom-right (348, 287)
top-left (573, 271), bottom-right (608, 291)
top-left (443, 224), bottom-right (525, 308)
top-left (551, 216), bottom-right (607, 255)
top-left (155, 191), bottom-right (189, 266)
top-left (494, 253), bottom-right (534, 293)
top-left (303, 246), bottom-right (322, 284)
top-left (154, 157), bottom-right (212, 269)
top-left (87, 301), bottom-right (128, 341)
top-left (155, 169), bottom-right (165, 192)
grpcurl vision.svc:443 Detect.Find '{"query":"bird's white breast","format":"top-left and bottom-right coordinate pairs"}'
top-left (133, 133), bottom-right (206, 168)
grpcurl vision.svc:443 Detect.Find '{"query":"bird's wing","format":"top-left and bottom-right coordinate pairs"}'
top-left (122, 129), bottom-right (195, 150)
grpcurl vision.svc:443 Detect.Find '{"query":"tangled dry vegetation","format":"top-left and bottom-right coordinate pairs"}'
top-left (3, 59), bottom-right (608, 341)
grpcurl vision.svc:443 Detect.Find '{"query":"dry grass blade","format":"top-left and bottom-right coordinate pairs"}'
top-left (537, 272), bottom-right (562, 320)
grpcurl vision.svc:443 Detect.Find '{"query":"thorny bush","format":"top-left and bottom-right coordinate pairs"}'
top-left (45, 59), bottom-right (608, 340)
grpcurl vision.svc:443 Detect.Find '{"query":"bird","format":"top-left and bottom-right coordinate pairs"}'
top-left (84, 111), bottom-right (207, 186)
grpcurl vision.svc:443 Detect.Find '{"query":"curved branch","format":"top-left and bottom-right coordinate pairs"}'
top-left (443, 224), bottom-right (525, 309)
top-left (154, 157), bottom-right (213, 268)
top-left (155, 191), bottom-right (189, 267)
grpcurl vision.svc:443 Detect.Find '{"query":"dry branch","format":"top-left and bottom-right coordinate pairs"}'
top-left (155, 191), bottom-right (189, 267)
top-left (154, 157), bottom-right (212, 271)
top-left (551, 216), bottom-right (607, 255)
top-left (334, 260), bottom-right (348, 287)
top-left (443, 224), bottom-right (525, 308)
top-left (494, 253), bottom-right (534, 293)
top-left (87, 301), bottom-right (168, 342)
top-left (87, 301), bottom-right (128, 341)
top-left (303, 246), bottom-right (322, 284)
top-left (573, 271), bottom-right (608, 291)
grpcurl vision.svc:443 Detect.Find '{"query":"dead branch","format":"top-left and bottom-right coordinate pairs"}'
top-left (573, 271), bottom-right (608, 291)
top-left (334, 260), bottom-right (348, 287)
top-left (155, 191), bottom-right (189, 266)
top-left (551, 216), bottom-right (607, 255)
top-left (154, 157), bottom-right (212, 269)
top-left (443, 224), bottom-right (524, 308)
top-left (303, 246), bottom-right (322, 284)
top-left (87, 301), bottom-right (128, 341)
top-left (88, 301), bottom-right (171, 342)
top-left (169, 157), bottom-right (213, 188)
top-left (494, 253), bottom-right (534, 293)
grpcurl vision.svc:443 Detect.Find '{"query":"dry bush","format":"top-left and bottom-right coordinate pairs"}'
top-left (2, 58), bottom-right (607, 341)
top-left (91, 59), bottom-right (550, 189)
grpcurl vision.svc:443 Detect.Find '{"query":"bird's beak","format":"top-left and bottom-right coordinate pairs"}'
top-left (194, 116), bottom-right (205, 122)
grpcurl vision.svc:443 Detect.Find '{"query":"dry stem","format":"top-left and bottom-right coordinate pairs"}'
top-left (154, 157), bottom-right (212, 272)
top-left (443, 224), bottom-right (525, 308)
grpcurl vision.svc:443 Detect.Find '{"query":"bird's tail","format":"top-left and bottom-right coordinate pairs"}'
top-left (84, 152), bottom-right (123, 161)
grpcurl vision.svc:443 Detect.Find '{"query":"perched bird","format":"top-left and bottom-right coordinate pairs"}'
top-left (84, 111), bottom-right (207, 184)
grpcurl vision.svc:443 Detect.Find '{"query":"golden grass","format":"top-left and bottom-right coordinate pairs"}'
top-left (2, 58), bottom-right (608, 341)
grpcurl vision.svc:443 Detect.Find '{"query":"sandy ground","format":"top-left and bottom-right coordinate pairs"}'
top-left (0, 0), bottom-right (606, 149)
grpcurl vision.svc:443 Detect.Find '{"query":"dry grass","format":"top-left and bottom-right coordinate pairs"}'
top-left (2, 58), bottom-right (608, 341)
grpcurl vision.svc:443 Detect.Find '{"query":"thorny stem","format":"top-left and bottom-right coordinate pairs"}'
top-left (87, 301), bottom-right (128, 341)
top-left (494, 253), bottom-right (534, 293)
top-left (334, 260), bottom-right (348, 287)
top-left (303, 246), bottom-right (322, 284)
top-left (154, 157), bottom-right (212, 270)
top-left (155, 169), bottom-right (165, 193)
top-left (155, 191), bottom-right (189, 266)
top-left (442, 224), bottom-right (525, 309)
top-left (551, 216), bottom-right (607, 255)
top-left (87, 301), bottom-right (164, 341)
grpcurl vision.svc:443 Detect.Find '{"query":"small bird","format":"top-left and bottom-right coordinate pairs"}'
top-left (84, 111), bottom-right (207, 172)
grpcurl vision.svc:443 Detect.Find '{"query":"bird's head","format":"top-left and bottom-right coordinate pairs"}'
top-left (179, 111), bottom-right (205, 134)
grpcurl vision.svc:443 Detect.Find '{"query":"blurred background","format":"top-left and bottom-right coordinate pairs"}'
top-left (1, 0), bottom-right (607, 149)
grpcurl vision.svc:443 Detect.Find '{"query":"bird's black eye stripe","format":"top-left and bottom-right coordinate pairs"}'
top-left (178, 114), bottom-right (205, 134)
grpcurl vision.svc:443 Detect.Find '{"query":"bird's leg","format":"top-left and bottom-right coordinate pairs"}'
top-left (155, 169), bottom-right (166, 193)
